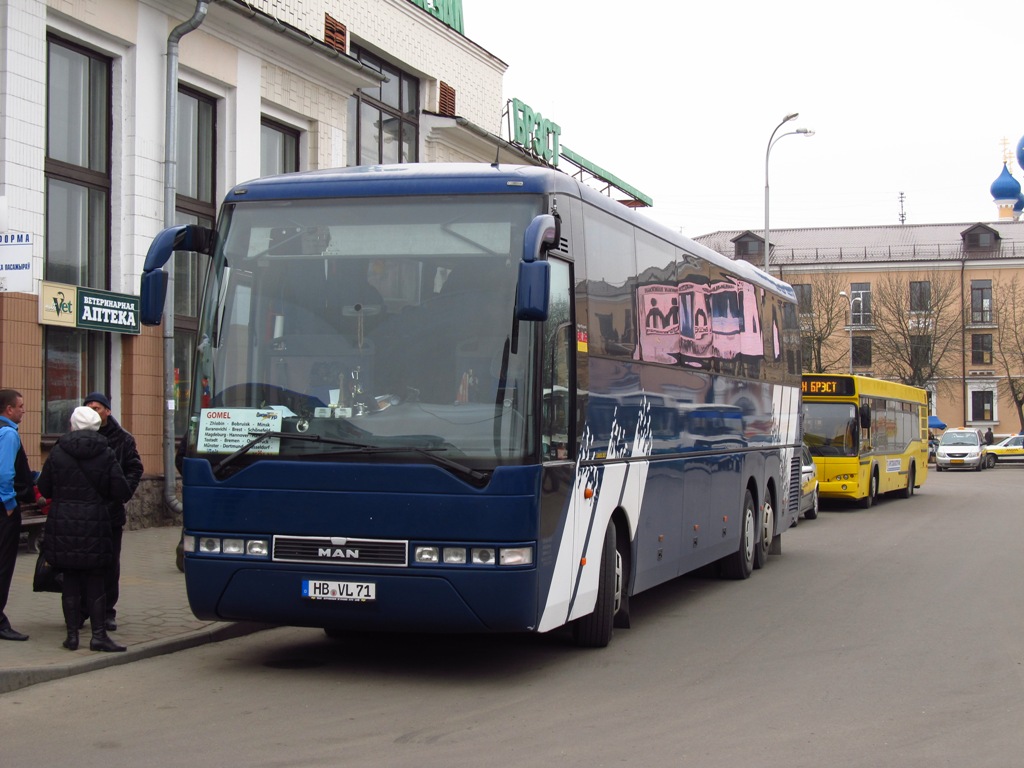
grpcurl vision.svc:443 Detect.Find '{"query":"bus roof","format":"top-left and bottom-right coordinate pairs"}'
top-left (226, 163), bottom-right (795, 301)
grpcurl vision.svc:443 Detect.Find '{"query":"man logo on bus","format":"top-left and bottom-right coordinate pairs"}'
top-left (318, 547), bottom-right (360, 559)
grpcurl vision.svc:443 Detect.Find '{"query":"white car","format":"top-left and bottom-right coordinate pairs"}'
top-left (799, 445), bottom-right (819, 519)
top-left (987, 434), bottom-right (1024, 464)
top-left (934, 428), bottom-right (988, 472)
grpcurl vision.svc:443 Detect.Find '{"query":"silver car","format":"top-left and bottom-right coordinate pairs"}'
top-left (799, 445), bottom-right (819, 519)
top-left (934, 428), bottom-right (988, 472)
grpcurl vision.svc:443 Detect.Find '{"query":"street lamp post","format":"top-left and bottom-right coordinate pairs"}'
top-left (764, 113), bottom-right (814, 273)
top-left (839, 290), bottom-right (863, 374)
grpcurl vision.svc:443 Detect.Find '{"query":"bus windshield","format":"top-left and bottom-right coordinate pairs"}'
top-left (184, 194), bottom-right (544, 471)
top-left (803, 402), bottom-right (859, 457)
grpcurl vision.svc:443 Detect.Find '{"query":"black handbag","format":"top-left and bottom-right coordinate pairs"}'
top-left (32, 551), bottom-right (63, 593)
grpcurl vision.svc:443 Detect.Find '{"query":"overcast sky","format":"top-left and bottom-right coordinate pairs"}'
top-left (463, 0), bottom-right (1024, 238)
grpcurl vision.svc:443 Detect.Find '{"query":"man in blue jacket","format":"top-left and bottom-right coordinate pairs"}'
top-left (0, 388), bottom-right (29, 641)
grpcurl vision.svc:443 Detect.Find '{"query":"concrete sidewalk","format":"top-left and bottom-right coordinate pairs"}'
top-left (0, 526), bottom-right (266, 694)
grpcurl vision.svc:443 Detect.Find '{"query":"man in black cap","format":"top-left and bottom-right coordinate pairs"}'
top-left (84, 392), bottom-right (143, 631)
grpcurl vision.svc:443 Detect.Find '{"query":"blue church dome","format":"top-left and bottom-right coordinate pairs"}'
top-left (991, 163), bottom-right (1021, 200)
top-left (1018, 134), bottom-right (1024, 173)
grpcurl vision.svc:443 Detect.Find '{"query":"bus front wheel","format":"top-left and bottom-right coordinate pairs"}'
top-left (859, 470), bottom-right (878, 509)
top-left (572, 522), bottom-right (617, 648)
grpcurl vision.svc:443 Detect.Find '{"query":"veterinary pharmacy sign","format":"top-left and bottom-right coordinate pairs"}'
top-left (39, 281), bottom-right (141, 335)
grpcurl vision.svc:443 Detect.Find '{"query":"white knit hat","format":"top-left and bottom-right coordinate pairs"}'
top-left (70, 405), bottom-right (101, 432)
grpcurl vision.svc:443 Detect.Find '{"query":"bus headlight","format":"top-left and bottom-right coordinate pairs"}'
top-left (413, 544), bottom-right (532, 566)
top-left (471, 547), bottom-right (496, 565)
top-left (189, 535), bottom-right (268, 557)
top-left (246, 539), bottom-right (269, 556)
top-left (443, 547), bottom-right (467, 564)
top-left (222, 538), bottom-right (245, 555)
top-left (499, 547), bottom-right (533, 566)
top-left (414, 546), bottom-right (440, 563)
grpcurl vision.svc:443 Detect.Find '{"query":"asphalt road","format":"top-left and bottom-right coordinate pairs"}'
top-left (1, 464), bottom-right (1022, 768)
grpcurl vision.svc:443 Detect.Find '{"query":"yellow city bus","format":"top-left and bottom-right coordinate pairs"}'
top-left (801, 374), bottom-right (929, 508)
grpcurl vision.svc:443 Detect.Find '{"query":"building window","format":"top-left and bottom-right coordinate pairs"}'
top-left (261, 118), bottom-right (299, 177)
top-left (971, 389), bottom-right (994, 422)
top-left (793, 284), bottom-right (812, 314)
top-left (972, 334), bottom-right (993, 366)
top-left (909, 281), bottom-right (930, 312)
top-left (910, 335), bottom-right (931, 368)
top-left (966, 231), bottom-right (994, 249)
top-left (44, 37), bottom-right (111, 435)
top-left (347, 46), bottom-right (419, 166)
top-left (736, 239), bottom-right (762, 258)
top-left (850, 283), bottom-right (871, 325)
top-left (852, 336), bottom-right (872, 367)
top-left (175, 87), bottom-right (217, 435)
top-left (971, 279), bottom-right (992, 324)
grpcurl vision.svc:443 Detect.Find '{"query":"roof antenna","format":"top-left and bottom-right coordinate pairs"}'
top-left (898, 191), bottom-right (906, 225)
top-left (493, 99), bottom-right (511, 168)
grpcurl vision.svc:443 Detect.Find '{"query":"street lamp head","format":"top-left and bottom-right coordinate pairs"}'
top-left (839, 290), bottom-right (848, 298)
top-left (784, 112), bottom-right (799, 122)
top-left (796, 128), bottom-right (815, 136)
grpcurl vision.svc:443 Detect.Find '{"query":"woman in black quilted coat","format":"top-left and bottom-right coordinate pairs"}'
top-left (38, 406), bottom-right (132, 652)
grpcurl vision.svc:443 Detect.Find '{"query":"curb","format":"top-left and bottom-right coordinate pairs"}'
top-left (0, 621), bottom-right (273, 695)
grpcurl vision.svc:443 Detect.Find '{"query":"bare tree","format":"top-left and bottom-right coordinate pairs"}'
top-left (793, 269), bottom-right (848, 372)
top-left (992, 275), bottom-right (1024, 431)
top-left (869, 269), bottom-right (962, 388)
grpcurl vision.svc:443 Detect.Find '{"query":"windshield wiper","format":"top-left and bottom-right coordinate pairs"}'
top-left (212, 431), bottom-right (487, 482)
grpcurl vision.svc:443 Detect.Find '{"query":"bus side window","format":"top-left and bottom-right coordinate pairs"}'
top-left (542, 259), bottom-right (572, 461)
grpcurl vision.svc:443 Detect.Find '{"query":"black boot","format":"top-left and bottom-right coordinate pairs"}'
top-left (61, 595), bottom-right (79, 651)
top-left (89, 596), bottom-right (125, 653)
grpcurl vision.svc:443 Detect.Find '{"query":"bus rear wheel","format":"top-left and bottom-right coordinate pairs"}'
top-left (754, 495), bottom-right (774, 569)
top-left (899, 464), bottom-right (915, 499)
top-left (572, 522), bottom-right (617, 648)
top-left (720, 489), bottom-right (755, 580)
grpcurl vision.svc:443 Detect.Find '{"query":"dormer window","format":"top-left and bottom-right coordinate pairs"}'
top-left (735, 238), bottom-right (763, 258)
top-left (962, 224), bottom-right (999, 251)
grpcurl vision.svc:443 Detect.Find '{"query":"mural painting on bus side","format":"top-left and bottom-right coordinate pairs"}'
top-left (635, 275), bottom-right (764, 368)
top-left (537, 396), bottom-right (653, 633)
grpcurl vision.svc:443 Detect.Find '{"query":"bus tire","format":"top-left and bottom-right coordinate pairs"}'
top-left (754, 494), bottom-right (774, 570)
top-left (900, 464), bottom-right (915, 499)
top-left (572, 522), bottom-right (616, 648)
top-left (720, 489), bottom-right (755, 580)
top-left (859, 469), bottom-right (877, 509)
top-left (613, 524), bottom-right (631, 629)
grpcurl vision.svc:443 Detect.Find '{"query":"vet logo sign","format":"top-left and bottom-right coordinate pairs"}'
top-left (39, 281), bottom-right (141, 335)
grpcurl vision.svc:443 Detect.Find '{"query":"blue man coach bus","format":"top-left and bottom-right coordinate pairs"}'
top-left (140, 163), bottom-right (802, 647)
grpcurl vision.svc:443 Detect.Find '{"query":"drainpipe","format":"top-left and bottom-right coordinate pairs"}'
top-left (162, 1), bottom-right (209, 518)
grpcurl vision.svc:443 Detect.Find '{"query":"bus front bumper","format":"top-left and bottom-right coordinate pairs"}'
top-left (184, 558), bottom-right (542, 634)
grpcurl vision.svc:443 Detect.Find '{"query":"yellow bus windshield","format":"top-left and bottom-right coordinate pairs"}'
top-left (803, 402), bottom-right (859, 457)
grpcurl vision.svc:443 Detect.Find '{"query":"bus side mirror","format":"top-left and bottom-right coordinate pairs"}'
top-left (515, 214), bottom-right (558, 321)
top-left (140, 224), bottom-right (216, 326)
top-left (859, 403), bottom-right (871, 430)
top-left (140, 269), bottom-right (169, 326)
